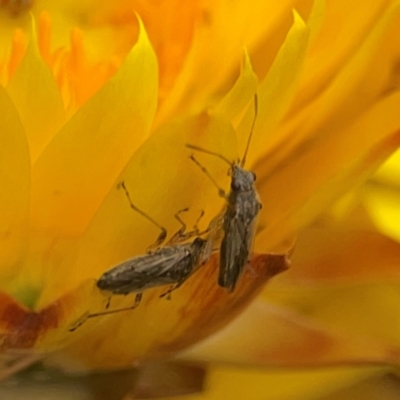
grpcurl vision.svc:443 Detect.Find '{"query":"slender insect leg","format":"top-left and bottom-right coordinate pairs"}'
top-left (69, 293), bottom-right (143, 332)
top-left (195, 212), bottom-right (222, 237)
top-left (193, 210), bottom-right (205, 233)
top-left (105, 296), bottom-right (111, 309)
top-left (167, 208), bottom-right (190, 244)
top-left (168, 209), bottom-right (213, 244)
top-left (117, 181), bottom-right (168, 251)
top-left (159, 283), bottom-right (181, 299)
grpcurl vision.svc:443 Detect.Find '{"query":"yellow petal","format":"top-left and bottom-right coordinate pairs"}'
top-left (252, 1), bottom-right (400, 252)
top-left (30, 18), bottom-right (158, 238)
top-left (363, 182), bottom-right (400, 243)
top-left (320, 373), bottom-right (400, 400)
top-left (265, 283), bottom-right (400, 352)
top-left (256, 90), bottom-right (400, 251)
top-left (48, 253), bottom-right (288, 370)
top-left (157, 0), bottom-right (302, 123)
top-left (0, 86), bottom-right (30, 284)
top-left (180, 365), bottom-right (385, 400)
top-left (306, 0), bottom-right (326, 45)
top-left (240, 9), bottom-right (309, 165)
top-left (0, 279), bottom-right (105, 353)
top-left (371, 148), bottom-right (400, 188)
top-left (263, 1), bottom-right (400, 172)
top-left (285, 226), bottom-right (400, 283)
top-left (40, 112), bottom-right (238, 301)
top-left (290, 0), bottom-right (393, 112)
top-left (184, 296), bottom-right (391, 367)
top-left (216, 49), bottom-right (258, 125)
top-left (7, 18), bottom-right (66, 163)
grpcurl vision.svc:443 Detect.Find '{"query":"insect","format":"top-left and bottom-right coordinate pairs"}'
top-left (97, 236), bottom-right (212, 297)
top-left (69, 183), bottom-right (215, 331)
top-left (187, 95), bottom-right (261, 292)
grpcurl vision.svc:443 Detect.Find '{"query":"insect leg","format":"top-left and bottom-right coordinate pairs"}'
top-left (193, 210), bottom-right (205, 233)
top-left (69, 293), bottom-right (143, 332)
top-left (168, 209), bottom-right (210, 244)
top-left (167, 208), bottom-right (190, 244)
top-left (105, 296), bottom-right (111, 309)
top-left (195, 212), bottom-right (223, 237)
top-left (159, 283), bottom-right (181, 299)
top-left (118, 181), bottom-right (168, 251)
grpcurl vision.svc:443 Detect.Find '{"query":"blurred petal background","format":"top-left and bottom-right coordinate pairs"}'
top-left (0, 0), bottom-right (400, 399)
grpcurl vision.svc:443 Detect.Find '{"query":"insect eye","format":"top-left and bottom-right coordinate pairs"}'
top-left (231, 180), bottom-right (240, 191)
top-left (251, 172), bottom-right (256, 181)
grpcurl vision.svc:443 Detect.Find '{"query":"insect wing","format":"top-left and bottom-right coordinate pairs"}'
top-left (97, 246), bottom-right (190, 294)
top-left (219, 190), bottom-right (260, 291)
top-left (219, 212), bottom-right (248, 291)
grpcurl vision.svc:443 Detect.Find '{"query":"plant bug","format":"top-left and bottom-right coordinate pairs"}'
top-left (69, 183), bottom-right (216, 331)
top-left (187, 95), bottom-right (261, 292)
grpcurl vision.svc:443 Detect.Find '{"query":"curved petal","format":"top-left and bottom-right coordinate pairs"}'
top-left (291, 0), bottom-right (392, 113)
top-left (7, 18), bottom-right (66, 163)
top-left (0, 252), bottom-right (287, 368)
top-left (217, 50), bottom-right (258, 125)
top-left (156, 0), bottom-right (302, 123)
top-left (284, 226), bottom-right (400, 283)
top-left (363, 182), bottom-right (400, 243)
top-left (176, 365), bottom-right (385, 400)
top-left (39, 112), bottom-right (237, 299)
top-left (256, 90), bottom-right (400, 251)
top-left (240, 9), bottom-right (309, 166)
top-left (183, 297), bottom-right (393, 367)
top-left (0, 279), bottom-right (103, 352)
top-left (30, 18), bottom-right (158, 238)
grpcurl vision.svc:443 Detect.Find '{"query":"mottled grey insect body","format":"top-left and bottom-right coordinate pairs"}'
top-left (219, 165), bottom-right (262, 291)
top-left (69, 237), bottom-right (212, 331)
top-left (97, 237), bottom-right (209, 295)
top-left (187, 95), bottom-right (261, 292)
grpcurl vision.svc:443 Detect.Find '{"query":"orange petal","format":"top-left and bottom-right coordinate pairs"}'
top-left (156, 0), bottom-right (304, 123)
top-left (49, 252), bottom-right (288, 370)
top-left (183, 293), bottom-right (395, 368)
top-left (283, 225), bottom-right (400, 283)
top-left (0, 279), bottom-right (104, 353)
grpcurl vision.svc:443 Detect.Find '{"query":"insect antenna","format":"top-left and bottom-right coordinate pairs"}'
top-left (189, 155), bottom-right (227, 199)
top-left (186, 144), bottom-right (233, 166)
top-left (241, 94), bottom-right (258, 167)
top-left (117, 181), bottom-right (167, 248)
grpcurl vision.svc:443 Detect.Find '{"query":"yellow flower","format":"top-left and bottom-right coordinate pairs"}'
top-left (1, 0), bottom-right (400, 397)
